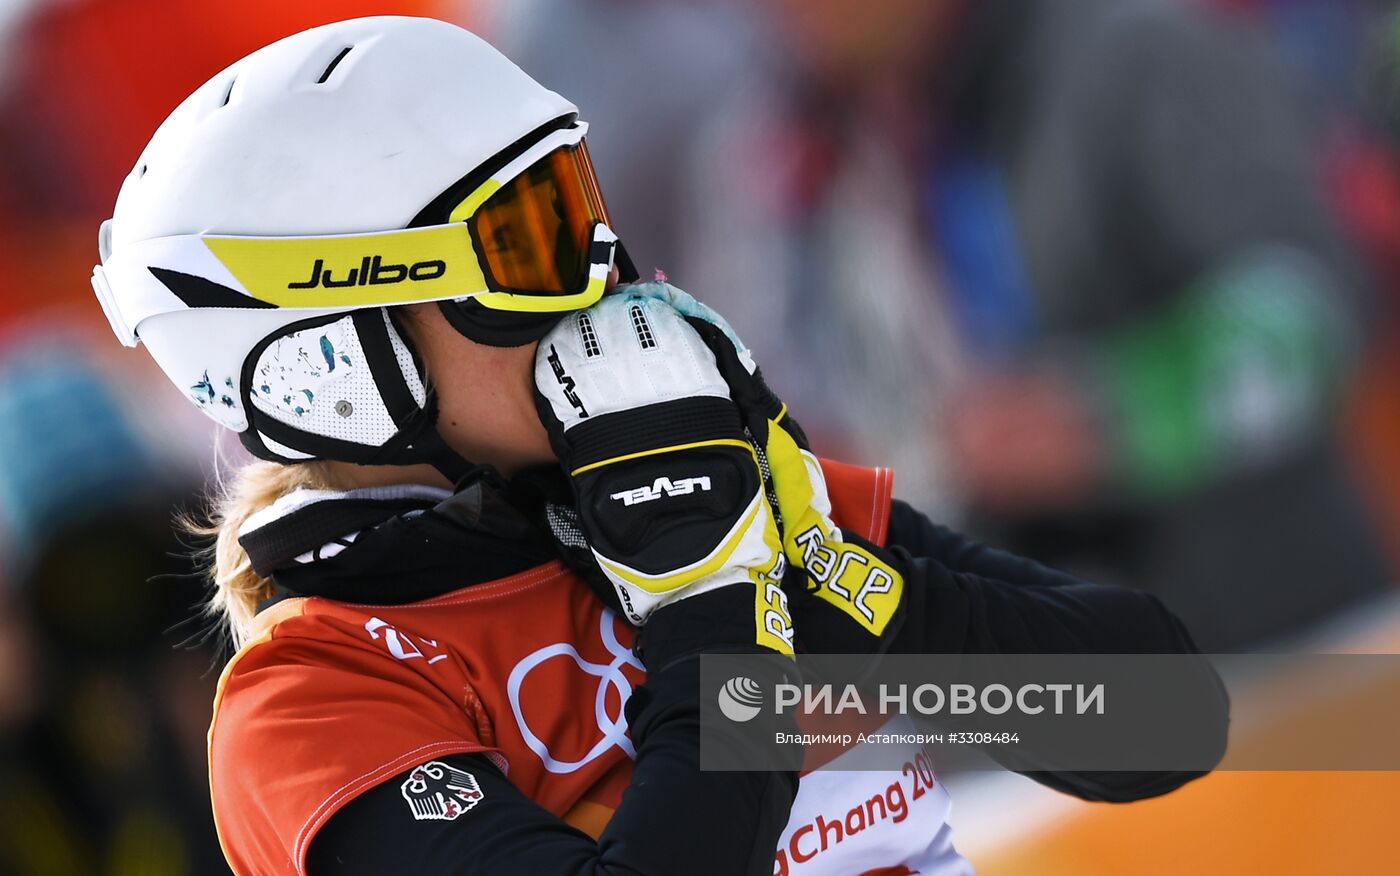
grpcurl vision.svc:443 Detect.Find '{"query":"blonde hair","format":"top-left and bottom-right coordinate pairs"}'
top-left (190, 459), bottom-right (353, 650)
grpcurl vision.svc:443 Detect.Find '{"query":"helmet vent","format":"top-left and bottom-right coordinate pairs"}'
top-left (136, 164), bottom-right (147, 178)
top-left (316, 46), bottom-right (354, 84)
top-left (219, 76), bottom-right (237, 108)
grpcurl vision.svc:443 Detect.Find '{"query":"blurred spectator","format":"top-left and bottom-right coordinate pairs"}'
top-left (0, 335), bottom-right (225, 874)
top-left (501, 0), bottom-right (1393, 649)
top-left (484, 0), bottom-right (756, 280)
top-left (0, 2), bottom-right (460, 870)
top-left (1197, 2), bottom-right (1400, 574)
top-left (1307, 1), bottom-right (1400, 570)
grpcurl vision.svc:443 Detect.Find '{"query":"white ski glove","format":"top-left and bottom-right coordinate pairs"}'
top-left (534, 290), bottom-right (794, 655)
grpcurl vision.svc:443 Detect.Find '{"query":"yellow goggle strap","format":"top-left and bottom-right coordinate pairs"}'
top-left (94, 125), bottom-right (614, 342)
top-left (95, 218), bottom-right (615, 346)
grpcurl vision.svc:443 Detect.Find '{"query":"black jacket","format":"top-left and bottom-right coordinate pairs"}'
top-left (232, 474), bottom-right (1224, 875)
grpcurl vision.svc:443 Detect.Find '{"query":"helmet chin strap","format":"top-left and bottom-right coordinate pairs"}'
top-left (390, 411), bottom-right (501, 491)
top-left (361, 310), bottom-right (502, 490)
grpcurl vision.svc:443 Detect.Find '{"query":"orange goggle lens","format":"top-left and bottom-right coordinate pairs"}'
top-left (472, 141), bottom-right (612, 295)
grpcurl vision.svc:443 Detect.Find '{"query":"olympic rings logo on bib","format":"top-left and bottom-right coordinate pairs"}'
top-left (506, 611), bottom-right (645, 774)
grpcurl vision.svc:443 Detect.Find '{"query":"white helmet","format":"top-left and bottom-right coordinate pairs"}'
top-left (91, 15), bottom-right (634, 478)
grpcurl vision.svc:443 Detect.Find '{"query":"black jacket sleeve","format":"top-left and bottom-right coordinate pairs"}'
top-left (790, 499), bottom-right (1227, 802)
top-left (306, 589), bottom-right (798, 876)
top-left (881, 499), bottom-right (1203, 656)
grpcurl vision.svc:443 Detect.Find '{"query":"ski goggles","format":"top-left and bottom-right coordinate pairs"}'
top-left (93, 122), bottom-right (621, 347)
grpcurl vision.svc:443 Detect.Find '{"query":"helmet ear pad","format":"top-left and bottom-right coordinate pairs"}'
top-left (237, 308), bottom-right (436, 465)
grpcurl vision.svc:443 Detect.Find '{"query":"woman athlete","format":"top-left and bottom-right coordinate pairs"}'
top-left (90, 16), bottom-right (1221, 876)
